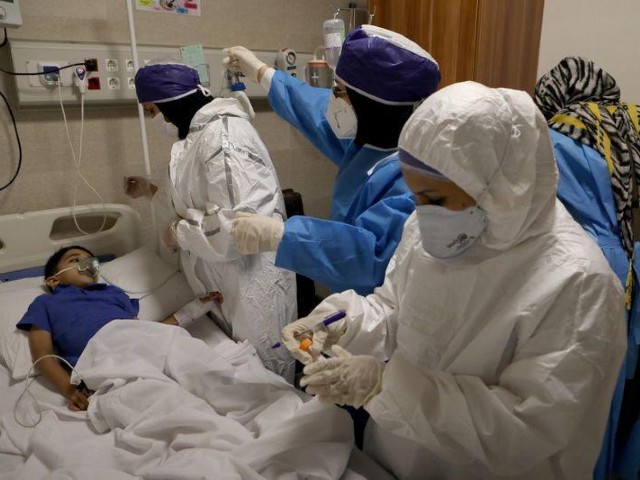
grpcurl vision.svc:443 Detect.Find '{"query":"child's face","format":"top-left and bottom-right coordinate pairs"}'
top-left (46, 249), bottom-right (97, 290)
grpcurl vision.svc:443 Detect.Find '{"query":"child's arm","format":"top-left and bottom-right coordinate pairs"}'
top-left (28, 327), bottom-right (90, 411)
top-left (161, 292), bottom-right (223, 327)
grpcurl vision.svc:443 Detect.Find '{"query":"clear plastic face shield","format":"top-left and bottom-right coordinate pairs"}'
top-left (51, 257), bottom-right (100, 279)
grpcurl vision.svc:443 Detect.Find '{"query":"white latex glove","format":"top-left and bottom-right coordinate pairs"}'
top-left (223, 46), bottom-right (267, 83)
top-left (300, 345), bottom-right (383, 409)
top-left (230, 212), bottom-right (284, 254)
top-left (281, 312), bottom-right (347, 365)
top-left (229, 90), bottom-right (255, 121)
top-left (162, 221), bottom-right (179, 252)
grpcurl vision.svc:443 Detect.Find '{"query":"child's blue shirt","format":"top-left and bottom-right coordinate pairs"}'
top-left (17, 283), bottom-right (139, 366)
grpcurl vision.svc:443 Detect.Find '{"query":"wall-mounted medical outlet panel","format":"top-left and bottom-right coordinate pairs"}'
top-left (8, 40), bottom-right (313, 108)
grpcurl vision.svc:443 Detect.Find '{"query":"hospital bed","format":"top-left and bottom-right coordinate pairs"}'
top-left (0, 204), bottom-right (395, 480)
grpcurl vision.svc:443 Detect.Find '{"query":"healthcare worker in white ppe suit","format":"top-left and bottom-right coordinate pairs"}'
top-left (132, 62), bottom-right (297, 381)
top-left (283, 81), bottom-right (627, 479)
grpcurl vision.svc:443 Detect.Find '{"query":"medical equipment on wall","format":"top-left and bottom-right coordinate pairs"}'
top-left (304, 46), bottom-right (333, 89)
top-left (0, 0), bottom-right (22, 29)
top-left (274, 48), bottom-right (298, 78)
top-left (73, 65), bottom-right (87, 93)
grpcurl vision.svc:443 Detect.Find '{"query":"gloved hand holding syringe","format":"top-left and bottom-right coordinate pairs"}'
top-left (277, 311), bottom-right (348, 364)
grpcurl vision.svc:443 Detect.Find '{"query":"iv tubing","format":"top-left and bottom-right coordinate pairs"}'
top-left (125, 0), bottom-right (159, 252)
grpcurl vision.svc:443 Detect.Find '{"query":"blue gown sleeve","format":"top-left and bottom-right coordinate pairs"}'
top-left (276, 178), bottom-right (415, 295)
top-left (268, 70), bottom-right (350, 167)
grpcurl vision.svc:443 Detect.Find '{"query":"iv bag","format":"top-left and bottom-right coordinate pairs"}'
top-left (323, 18), bottom-right (345, 70)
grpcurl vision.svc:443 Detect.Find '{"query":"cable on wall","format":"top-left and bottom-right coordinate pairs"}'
top-left (0, 88), bottom-right (22, 191)
top-left (0, 27), bottom-right (21, 191)
top-left (0, 62), bottom-right (85, 76)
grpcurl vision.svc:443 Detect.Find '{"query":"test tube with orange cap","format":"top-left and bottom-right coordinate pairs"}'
top-left (271, 311), bottom-right (347, 350)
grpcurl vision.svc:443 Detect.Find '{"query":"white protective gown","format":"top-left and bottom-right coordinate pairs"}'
top-left (168, 97), bottom-right (296, 381)
top-left (310, 83), bottom-right (627, 479)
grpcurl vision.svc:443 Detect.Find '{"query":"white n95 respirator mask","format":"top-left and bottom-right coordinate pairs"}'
top-left (416, 205), bottom-right (488, 259)
top-left (151, 113), bottom-right (179, 138)
top-left (325, 96), bottom-right (358, 139)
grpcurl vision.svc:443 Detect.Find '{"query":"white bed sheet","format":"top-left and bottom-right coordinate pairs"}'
top-left (1, 320), bottom-right (354, 479)
top-left (0, 315), bottom-right (237, 479)
top-left (0, 340), bottom-right (395, 480)
top-left (0, 322), bottom-right (395, 480)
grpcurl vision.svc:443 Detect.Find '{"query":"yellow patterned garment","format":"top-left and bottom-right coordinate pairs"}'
top-left (535, 56), bottom-right (640, 304)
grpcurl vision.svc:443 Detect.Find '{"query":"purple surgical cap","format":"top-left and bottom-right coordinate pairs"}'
top-left (135, 62), bottom-right (201, 104)
top-left (335, 25), bottom-right (440, 105)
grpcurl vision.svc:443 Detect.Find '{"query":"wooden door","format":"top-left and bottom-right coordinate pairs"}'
top-left (368, 0), bottom-right (544, 92)
top-left (369, 0), bottom-right (479, 88)
top-left (474, 0), bottom-right (545, 93)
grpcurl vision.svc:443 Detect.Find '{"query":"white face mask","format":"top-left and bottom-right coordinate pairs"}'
top-left (325, 95), bottom-right (357, 139)
top-left (416, 204), bottom-right (488, 259)
top-left (151, 113), bottom-right (179, 138)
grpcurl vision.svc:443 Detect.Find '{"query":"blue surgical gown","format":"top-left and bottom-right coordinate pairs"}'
top-left (550, 128), bottom-right (640, 480)
top-left (268, 71), bottom-right (415, 295)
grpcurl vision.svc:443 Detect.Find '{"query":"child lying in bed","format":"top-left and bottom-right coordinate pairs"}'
top-left (16, 245), bottom-right (222, 412)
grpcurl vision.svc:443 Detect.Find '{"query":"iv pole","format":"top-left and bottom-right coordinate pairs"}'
top-left (125, 0), bottom-right (159, 252)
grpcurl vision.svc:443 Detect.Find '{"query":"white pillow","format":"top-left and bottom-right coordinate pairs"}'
top-left (98, 246), bottom-right (195, 321)
top-left (0, 247), bottom-right (200, 380)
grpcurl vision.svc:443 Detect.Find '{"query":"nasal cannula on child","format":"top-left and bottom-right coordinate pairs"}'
top-left (271, 311), bottom-right (347, 350)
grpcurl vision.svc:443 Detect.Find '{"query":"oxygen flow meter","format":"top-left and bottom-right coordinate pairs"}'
top-left (0, 0), bottom-right (22, 29)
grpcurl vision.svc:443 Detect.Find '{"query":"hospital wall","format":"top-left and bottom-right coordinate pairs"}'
top-left (537, 0), bottom-right (640, 104)
top-left (0, 0), bottom-right (338, 251)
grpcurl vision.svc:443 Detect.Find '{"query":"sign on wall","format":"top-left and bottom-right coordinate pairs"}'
top-left (136, 0), bottom-right (201, 17)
